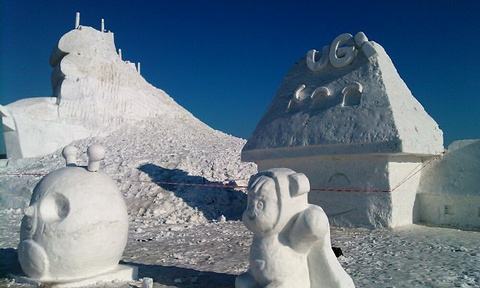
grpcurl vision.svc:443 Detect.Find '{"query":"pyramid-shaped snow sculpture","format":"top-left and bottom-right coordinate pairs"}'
top-left (1, 14), bottom-right (193, 158)
top-left (242, 32), bottom-right (444, 228)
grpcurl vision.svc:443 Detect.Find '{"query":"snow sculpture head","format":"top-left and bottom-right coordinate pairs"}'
top-left (18, 145), bottom-right (129, 282)
top-left (243, 168), bottom-right (310, 235)
top-left (237, 168), bottom-right (355, 288)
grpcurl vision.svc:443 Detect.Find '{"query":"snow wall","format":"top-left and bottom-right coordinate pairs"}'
top-left (417, 140), bottom-right (480, 230)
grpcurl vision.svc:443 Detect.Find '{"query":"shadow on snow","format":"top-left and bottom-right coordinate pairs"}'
top-left (137, 164), bottom-right (247, 221)
top-left (0, 250), bottom-right (236, 288)
top-left (123, 261), bottom-right (236, 288)
top-left (0, 248), bottom-right (23, 279)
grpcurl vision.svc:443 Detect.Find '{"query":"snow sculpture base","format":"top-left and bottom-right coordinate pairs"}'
top-left (258, 155), bottom-right (422, 228)
top-left (13, 264), bottom-right (137, 288)
top-left (236, 168), bottom-right (354, 288)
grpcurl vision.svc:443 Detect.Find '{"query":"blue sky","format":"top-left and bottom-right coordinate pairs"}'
top-left (1, 1), bottom-right (479, 155)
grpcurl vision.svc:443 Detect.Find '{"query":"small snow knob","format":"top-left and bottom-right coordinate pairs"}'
top-left (62, 145), bottom-right (78, 166)
top-left (141, 278), bottom-right (153, 288)
top-left (87, 144), bottom-right (105, 172)
top-left (24, 206), bottom-right (35, 217)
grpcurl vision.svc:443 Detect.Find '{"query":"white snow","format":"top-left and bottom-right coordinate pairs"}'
top-left (417, 140), bottom-right (480, 230)
top-left (242, 33), bottom-right (443, 160)
top-left (0, 112), bottom-right (478, 287)
top-left (17, 144), bottom-right (133, 284)
top-left (1, 210), bottom-right (479, 287)
top-left (0, 24), bottom-right (478, 287)
top-left (241, 32), bottom-right (445, 228)
top-left (2, 25), bottom-right (194, 158)
top-left (237, 168), bottom-right (354, 287)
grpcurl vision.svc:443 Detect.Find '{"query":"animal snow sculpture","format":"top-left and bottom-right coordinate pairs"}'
top-left (17, 144), bottom-right (135, 285)
top-left (236, 168), bottom-right (354, 288)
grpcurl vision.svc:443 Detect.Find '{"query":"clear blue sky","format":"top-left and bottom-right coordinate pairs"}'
top-left (1, 1), bottom-right (479, 155)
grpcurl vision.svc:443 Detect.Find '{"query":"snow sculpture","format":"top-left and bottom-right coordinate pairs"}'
top-left (236, 168), bottom-right (354, 288)
top-left (0, 13), bottom-right (192, 159)
top-left (242, 31), bottom-right (444, 228)
top-left (17, 144), bottom-right (136, 286)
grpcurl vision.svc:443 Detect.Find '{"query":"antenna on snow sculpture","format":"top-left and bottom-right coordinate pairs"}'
top-left (101, 18), bottom-right (105, 32)
top-left (75, 12), bottom-right (80, 29)
top-left (62, 146), bottom-right (78, 166)
top-left (87, 144), bottom-right (105, 172)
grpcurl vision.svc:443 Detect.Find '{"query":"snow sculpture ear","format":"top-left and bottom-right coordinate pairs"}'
top-left (288, 173), bottom-right (310, 197)
top-left (87, 144), bottom-right (105, 172)
top-left (62, 146), bottom-right (78, 166)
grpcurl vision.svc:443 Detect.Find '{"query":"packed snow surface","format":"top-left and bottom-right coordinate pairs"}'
top-left (0, 115), bottom-right (479, 287)
top-left (0, 26), bottom-right (477, 288)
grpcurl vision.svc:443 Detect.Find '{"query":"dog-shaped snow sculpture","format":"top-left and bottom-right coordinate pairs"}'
top-left (236, 168), bottom-right (355, 288)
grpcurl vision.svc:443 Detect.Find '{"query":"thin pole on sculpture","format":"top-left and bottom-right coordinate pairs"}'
top-left (137, 62), bottom-right (141, 74)
top-left (119, 49), bottom-right (122, 60)
top-left (101, 18), bottom-right (105, 32)
top-left (75, 12), bottom-right (80, 29)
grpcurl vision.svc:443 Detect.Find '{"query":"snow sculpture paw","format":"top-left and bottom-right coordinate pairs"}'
top-left (236, 168), bottom-right (355, 288)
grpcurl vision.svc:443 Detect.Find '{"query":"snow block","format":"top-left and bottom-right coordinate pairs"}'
top-left (417, 140), bottom-right (480, 230)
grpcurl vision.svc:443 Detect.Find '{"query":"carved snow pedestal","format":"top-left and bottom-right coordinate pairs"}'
top-left (236, 168), bottom-right (354, 288)
top-left (16, 145), bottom-right (137, 287)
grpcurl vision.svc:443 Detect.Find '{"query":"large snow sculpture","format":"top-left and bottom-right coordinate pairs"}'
top-left (1, 13), bottom-right (193, 159)
top-left (17, 144), bottom-right (136, 286)
top-left (242, 31), bottom-right (444, 228)
top-left (236, 168), bottom-right (354, 288)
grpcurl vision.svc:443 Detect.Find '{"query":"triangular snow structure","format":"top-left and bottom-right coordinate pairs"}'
top-left (242, 32), bottom-right (443, 161)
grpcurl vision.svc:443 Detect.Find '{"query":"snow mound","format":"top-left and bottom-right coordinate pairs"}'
top-left (1, 113), bottom-right (257, 225)
top-left (2, 25), bottom-right (195, 158)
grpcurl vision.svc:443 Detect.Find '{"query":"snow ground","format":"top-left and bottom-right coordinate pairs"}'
top-left (1, 209), bottom-right (479, 287)
top-left (0, 116), bottom-right (479, 287)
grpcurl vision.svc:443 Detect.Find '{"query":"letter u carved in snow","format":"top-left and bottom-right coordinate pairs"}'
top-left (306, 46), bottom-right (330, 72)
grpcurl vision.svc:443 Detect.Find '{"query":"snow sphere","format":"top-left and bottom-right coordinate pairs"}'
top-left (18, 145), bottom-right (129, 281)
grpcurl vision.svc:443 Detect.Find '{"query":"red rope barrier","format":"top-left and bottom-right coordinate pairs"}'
top-left (0, 151), bottom-right (444, 193)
